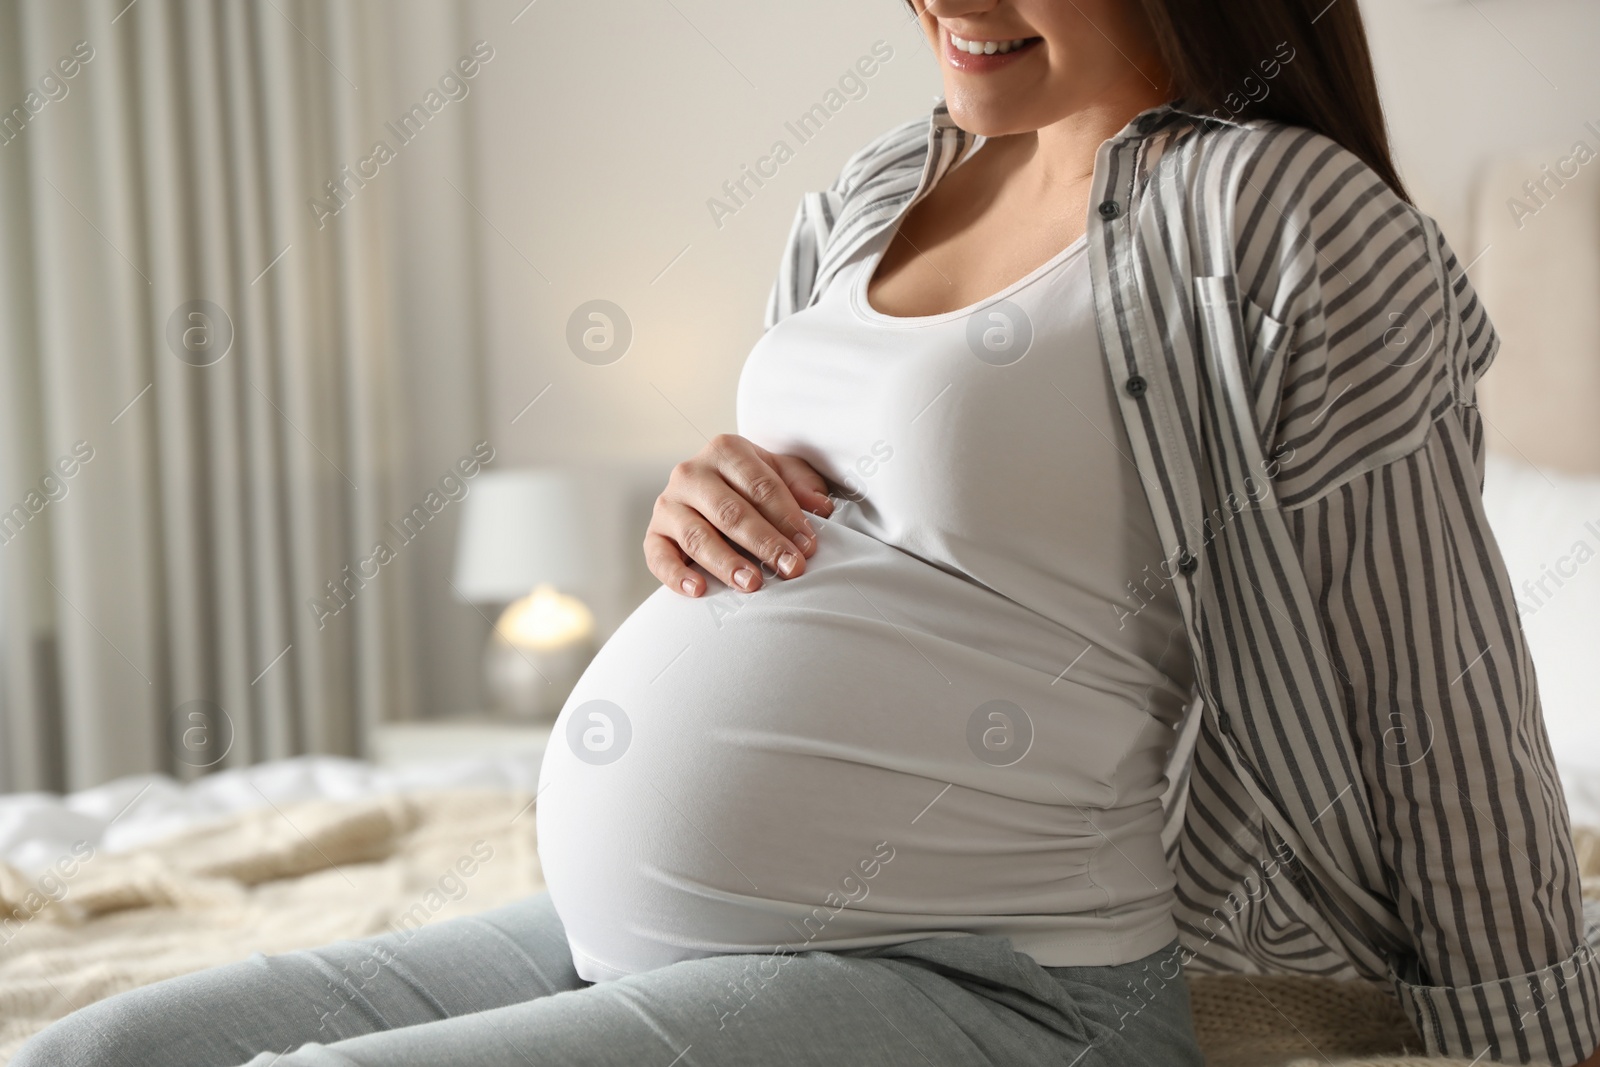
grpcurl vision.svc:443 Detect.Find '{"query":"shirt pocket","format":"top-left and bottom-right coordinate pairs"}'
top-left (1239, 297), bottom-right (1294, 437)
top-left (1193, 275), bottom-right (1295, 510)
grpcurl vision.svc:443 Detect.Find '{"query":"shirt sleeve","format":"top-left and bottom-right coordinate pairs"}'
top-left (1279, 217), bottom-right (1600, 1063)
top-left (761, 143), bottom-right (872, 333)
top-left (762, 190), bottom-right (834, 333)
top-left (762, 115), bottom-right (927, 332)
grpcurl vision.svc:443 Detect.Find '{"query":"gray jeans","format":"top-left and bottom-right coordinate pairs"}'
top-left (12, 891), bottom-right (1205, 1066)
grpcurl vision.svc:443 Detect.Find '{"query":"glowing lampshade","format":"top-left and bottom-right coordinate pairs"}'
top-left (493, 584), bottom-right (594, 650)
top-left (452, 469), bottom-right (600, 720)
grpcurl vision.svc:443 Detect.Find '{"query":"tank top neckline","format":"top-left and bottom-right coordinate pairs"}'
top-left (849, 226), bottom-right (1089, 329)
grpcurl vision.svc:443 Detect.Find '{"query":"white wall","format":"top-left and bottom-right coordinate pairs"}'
top-left (461, 0), bottom-right (942, 465)
top-left (1362, 0), bottom-right (1600, 250)
top-left (381, 0), bottom-right (1600, 713)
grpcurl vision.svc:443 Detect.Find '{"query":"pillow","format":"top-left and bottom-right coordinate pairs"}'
top-left (1482, 448), bottom-right (1600, 826)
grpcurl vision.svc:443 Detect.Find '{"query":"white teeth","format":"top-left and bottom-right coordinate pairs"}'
top-left (950, 33), bottom-right (1034, 56)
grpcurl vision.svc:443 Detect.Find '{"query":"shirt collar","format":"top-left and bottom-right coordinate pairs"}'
top-left (916, 95), bottom-right (1250, 215)
top-left (929, 95), bottom-right (1249, 143)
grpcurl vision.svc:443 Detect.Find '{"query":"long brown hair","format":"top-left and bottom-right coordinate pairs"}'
top-left (903, 0), bottom-right (1411, 204)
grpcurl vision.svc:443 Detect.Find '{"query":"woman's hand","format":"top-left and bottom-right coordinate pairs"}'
top-left (644, 434), bottom-right (835, 597)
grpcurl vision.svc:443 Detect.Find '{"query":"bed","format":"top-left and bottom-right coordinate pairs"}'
top-left (2, 748), bottom-right (1598, 1067)
top-left (0, 758), bottom-right (548, 1056)
top-left (1, 146), bottom-right (1598, 1066)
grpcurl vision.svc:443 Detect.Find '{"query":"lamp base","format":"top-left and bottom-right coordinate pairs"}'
top-left (483, 636), bottom-right (594, 723)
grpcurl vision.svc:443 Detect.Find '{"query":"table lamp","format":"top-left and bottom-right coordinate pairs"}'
top-left (452, 469), bottom-right (599, 721)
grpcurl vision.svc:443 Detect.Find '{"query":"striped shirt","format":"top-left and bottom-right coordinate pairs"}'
top-left (763, 98), bottom-right (1600, 1065)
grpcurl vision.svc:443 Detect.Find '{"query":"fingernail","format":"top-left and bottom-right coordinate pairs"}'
top-left (734, 567), bottom-right (756, 590)
top-left (793, 532), bottom-right (814, 552)
top-left (777, 551), bottom-right (799, 577)
top-left (680, 578), bottom-right (697, 596)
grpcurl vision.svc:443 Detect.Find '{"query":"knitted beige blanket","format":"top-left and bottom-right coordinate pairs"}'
top-left (0, 789), bottom-right (1591, 1066)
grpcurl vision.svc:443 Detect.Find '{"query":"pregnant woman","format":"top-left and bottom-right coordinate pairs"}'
top-left (18, 0), bottom-right (1600, 1065)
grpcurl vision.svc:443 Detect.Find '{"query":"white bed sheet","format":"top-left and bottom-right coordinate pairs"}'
top-left (0, 753), bottom-right (543, 877)
top-left (1482, 449), bottom-right (1600, 828)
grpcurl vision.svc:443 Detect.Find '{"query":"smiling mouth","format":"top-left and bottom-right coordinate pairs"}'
top-left (947, 32), bottom-right (1042, 56)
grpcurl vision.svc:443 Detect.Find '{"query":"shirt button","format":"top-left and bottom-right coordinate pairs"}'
top-left (1124, 374), bottom-right (1147, 398)
top-left (1178, 550), bottom-right (1198, 575)
top-left (1098, 199), bottom-right (1121, 220)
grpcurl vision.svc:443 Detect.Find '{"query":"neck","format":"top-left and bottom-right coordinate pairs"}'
top-left (991, 79), bottom-right (1174, 191)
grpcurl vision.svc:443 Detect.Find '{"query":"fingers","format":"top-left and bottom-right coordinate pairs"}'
top-left (672, 472), bottom-right (804, 586)
top-left (765, 450), bottom-right (836, 529)
top-left (698, 435), bottom-right (817, 568)
top-left (652, 500), bottom-right (771, 594)
top-left (644, 434), bottom-right (843, 598)
top-left (703, 435), bottom-right (823, 558)
top-left (643, 530), bottom-right (705, 597)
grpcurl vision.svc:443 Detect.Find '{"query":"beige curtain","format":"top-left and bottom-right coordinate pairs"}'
top-left (0, 0), bottom-right (437, 792)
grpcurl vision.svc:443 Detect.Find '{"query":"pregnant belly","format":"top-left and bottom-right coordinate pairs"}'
top-left (535, 518), bottom-right (1176, 982)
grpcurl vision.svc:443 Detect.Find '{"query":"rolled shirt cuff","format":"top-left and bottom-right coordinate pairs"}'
top-left (1389, 900), bottom-right (1600, 1064)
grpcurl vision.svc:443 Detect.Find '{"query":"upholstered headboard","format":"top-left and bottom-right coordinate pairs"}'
top-left (1472, 141), bottom-right (1600, 476)
top-left (1470, 148), bottom-right (1600, 797)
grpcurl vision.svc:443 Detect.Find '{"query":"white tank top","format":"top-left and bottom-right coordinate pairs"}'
top-left (535, 219), bottom-right (1195, 983)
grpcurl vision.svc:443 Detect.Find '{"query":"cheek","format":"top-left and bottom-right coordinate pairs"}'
top-left (1037, 0), bottom-right (1155, 80)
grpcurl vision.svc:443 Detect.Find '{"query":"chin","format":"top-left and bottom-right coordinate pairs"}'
top-left (940, 88), bottom-right (1043, 137)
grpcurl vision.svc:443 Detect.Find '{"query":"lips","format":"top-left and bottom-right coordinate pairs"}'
top-left (942, 30), bottom-right (1043, 73)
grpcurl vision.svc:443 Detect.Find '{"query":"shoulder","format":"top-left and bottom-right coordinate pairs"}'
top-left (1169, 120), bottom-right (1427, 321)
top-left (774, 109), bottom-right (935, 251)
top-left (764, 110), bottom-right (940, 331)
top-left (829, 112), bottom-right (934, 201)
top-left (1179, 117), bottom-right (1392, 211)
top-left (1168, 119), bottom-right (1496, 505)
